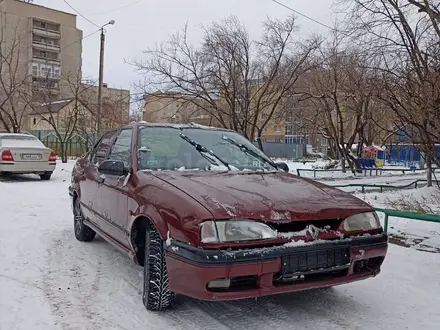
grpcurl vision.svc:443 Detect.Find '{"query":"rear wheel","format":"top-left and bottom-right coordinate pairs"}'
top-left (74, 198), bottom-right (96, 242)
top-left (40, 172), bottom-right (52, 180)
top-left (142, 225), bottom-right (175, 311)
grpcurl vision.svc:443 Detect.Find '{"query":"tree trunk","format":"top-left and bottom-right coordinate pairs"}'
top-left (426, 151), bottom-right (433, 187)
top-left (255, 130), bottom-right (264, 151)
top-left (341, 156), bottom-right (346, 173)
top-left (61, 141), bottom-right (68, 163)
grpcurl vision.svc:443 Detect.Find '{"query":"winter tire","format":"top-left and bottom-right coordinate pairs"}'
top-left (142, 225), bottom-right (175, 311)
top-left (40, 172), bottom-right (52, 180)
top-left (74, 198), bottom-right (96, 242)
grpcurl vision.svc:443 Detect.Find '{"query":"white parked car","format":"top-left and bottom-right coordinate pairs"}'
top-left (0, 133), bottom-right (57, 180)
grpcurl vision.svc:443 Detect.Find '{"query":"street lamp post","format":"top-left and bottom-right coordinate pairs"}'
top-left (97, 20), bottom-right (115, 137)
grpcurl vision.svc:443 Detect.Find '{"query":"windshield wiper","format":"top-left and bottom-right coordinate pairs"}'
top-left (180, 133), bottom-right (231, 171)
top-left (221, 135), bottom-right (278, 171)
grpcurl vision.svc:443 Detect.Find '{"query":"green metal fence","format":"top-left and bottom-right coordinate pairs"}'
top-left (375, 208), bottom-right (440, 232)
top-left (41, 139), bottom-right (89, 158)
top-left (329, 179), bottom-right (440, 193)
top-left (296, 167), bottom-right (427, 177)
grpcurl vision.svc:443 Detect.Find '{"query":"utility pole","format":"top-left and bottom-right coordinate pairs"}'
top-left (97, 20), bottom-right (115, 137)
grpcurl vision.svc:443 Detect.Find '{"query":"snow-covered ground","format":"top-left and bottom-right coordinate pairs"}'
top-left (356, 187), bottom-right (440, 253)
top-left (277, 159), bottom-right (428, 181)
top-left (1, 161), bottom-right (440, 329)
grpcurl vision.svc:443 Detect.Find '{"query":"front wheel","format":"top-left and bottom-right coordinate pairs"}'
top-left (142, 225), bottom-right (175, 311)
top-left (74, 198), bottom-right (96, 242)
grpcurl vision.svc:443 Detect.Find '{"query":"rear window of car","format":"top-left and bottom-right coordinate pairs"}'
top-left (0, 135), bottom-right (45, 148)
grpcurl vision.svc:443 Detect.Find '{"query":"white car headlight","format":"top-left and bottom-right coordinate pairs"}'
top-left (343, 212), bottom-right (381, 232)
top-left (200, 219), bottom-right (277, 243)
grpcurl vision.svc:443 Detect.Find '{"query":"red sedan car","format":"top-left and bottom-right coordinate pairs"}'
top-left (69, 122), bottom-right (388, 311)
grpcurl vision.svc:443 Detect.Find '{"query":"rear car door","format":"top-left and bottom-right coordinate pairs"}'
top-left (79, 131), bottom-right (117, 226)
top-left (96, 128), bottom-right (133, 247)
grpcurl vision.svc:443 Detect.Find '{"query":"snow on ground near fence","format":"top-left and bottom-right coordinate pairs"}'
top-left (275, 158), bottom-right (430, 180)
top-left (1, 161), bottom-right (440, 329)
top-left (356, 187), bottom-right (440, 252)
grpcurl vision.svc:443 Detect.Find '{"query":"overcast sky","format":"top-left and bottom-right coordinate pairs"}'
top-left (35, 0), bottom-right (336, 93)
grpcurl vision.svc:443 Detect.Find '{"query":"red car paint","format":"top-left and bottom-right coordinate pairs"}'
top-left (167, 244), bottom-right (387, 301)
top-left (69, 122), bottom-right (388, 301)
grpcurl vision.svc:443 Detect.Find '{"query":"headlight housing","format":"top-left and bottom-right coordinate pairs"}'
top-left (200, 219), bottom-right (277, 243)
top-left (343, 212), bottom-right (381, 232)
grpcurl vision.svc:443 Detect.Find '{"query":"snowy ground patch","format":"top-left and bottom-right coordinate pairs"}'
top-left (275, 158), bottom-right (428, 181)
top-left (356, 187), bottom-right (440, 252)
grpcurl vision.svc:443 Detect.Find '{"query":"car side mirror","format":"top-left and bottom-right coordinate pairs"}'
top-left (276, 162), bottom-right (289, 173)
top-left (98, 160), bottom-right (129, 176)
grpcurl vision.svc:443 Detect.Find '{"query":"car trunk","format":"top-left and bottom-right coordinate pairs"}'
top-left (7, 147), bottom-right (51, 162)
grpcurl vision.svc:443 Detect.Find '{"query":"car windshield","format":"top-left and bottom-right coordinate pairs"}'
top-left (137, 127), bottom-right (278, 172)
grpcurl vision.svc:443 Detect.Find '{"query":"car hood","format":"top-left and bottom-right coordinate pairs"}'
top-left (150, 171), bottom-right (372, 221)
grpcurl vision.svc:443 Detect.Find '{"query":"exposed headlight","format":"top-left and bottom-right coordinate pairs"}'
top-left (343, 212), bottom-right (381, 232)
top-left (200, 219), bottom-right (277, 243)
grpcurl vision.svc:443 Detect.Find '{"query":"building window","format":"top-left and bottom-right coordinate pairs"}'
top-left (33, 118), bottom-right (37, 126)
top-left (275, 126), bottom-right (281, 132)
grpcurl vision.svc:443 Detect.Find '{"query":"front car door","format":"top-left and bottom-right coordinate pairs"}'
top-left (96, 128), bottom-right (133, 247)
top-left (79, 130), bottom-right (117, 226)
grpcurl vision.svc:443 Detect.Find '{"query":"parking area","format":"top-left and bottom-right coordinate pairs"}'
top-left (1, 161), bottom-right (439, 330)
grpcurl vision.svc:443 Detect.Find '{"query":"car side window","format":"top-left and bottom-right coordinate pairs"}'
top-left (108, 129), bottom-right (132, 167)
top-left (91, 131), bottom-right (117, 166)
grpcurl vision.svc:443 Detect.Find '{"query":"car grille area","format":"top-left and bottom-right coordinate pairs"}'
top-left (277, 245), bottom-right (351, 281)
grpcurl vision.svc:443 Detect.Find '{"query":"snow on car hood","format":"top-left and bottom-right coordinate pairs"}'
top-left (151, 171), bottom-right (372, 221)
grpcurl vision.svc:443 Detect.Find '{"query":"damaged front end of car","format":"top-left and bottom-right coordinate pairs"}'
top-left (164, 212), bottom-right (388, 300)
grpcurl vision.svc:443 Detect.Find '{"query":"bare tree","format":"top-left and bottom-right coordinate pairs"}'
top-left (292, 29), bottom-right (384, 171)
top-left (339, 0), bottom-right (440, 185)
top-left (134, 15), bottom-right (319, 150)
top-left (0, 20), bottom-right (31, 132)
top-left (75, 82), bottom-right (131, 147)
top-left (25, 73), bottom-right (84, 163)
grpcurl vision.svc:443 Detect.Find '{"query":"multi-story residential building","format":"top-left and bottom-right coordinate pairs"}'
top-left (143, 92), bottom-right (212, 125)
top-left (0, 0), bottom-right (82, 130)
top-left (79, 83), bottom-right (131, 131)
top-left (29, 83), bottom-right (131, 133)
top-left (143, 92), bottom-right (287, 142)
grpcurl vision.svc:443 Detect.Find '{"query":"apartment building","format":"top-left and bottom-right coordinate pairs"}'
top-left (0, 0), bottom-right (82, 130)
top-left (79, 82), bottom-right (131, 131)
top-left (29, 83), bottom-right (131, 133)
top-left (143, 92), bottom-right (288, 143)
top-left (143, 93), bottom-right (212, 126)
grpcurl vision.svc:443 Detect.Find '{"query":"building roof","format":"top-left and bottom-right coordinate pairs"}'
top-left (34, 98), bottom-right (74, 114)
top-left (9, 0), bottom-right (78, 17)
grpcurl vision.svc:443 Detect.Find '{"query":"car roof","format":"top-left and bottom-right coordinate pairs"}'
top-left (121, 121), bottom-right (237, 133)
top-left (0, 133), bottom-right (36, 138)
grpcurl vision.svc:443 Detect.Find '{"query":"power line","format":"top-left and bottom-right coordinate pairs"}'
top-left (61, 29), bottom-right (101, 51)
top-left (88, 1), bottom-right (141, 16)
top-left (271, 0), bottom-right (335, 31)
top-left (61, 0), bottom-right (100, 28)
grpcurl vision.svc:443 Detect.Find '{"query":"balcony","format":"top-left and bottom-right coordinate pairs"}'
top-left (32, 26), bottom-right (61, 39)
top-left (32, 40), bottom-right (60, 53)
top-left (32, 78), bottom-right (60, 95)
top-left (32, 56), bottom-right (60, 65)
